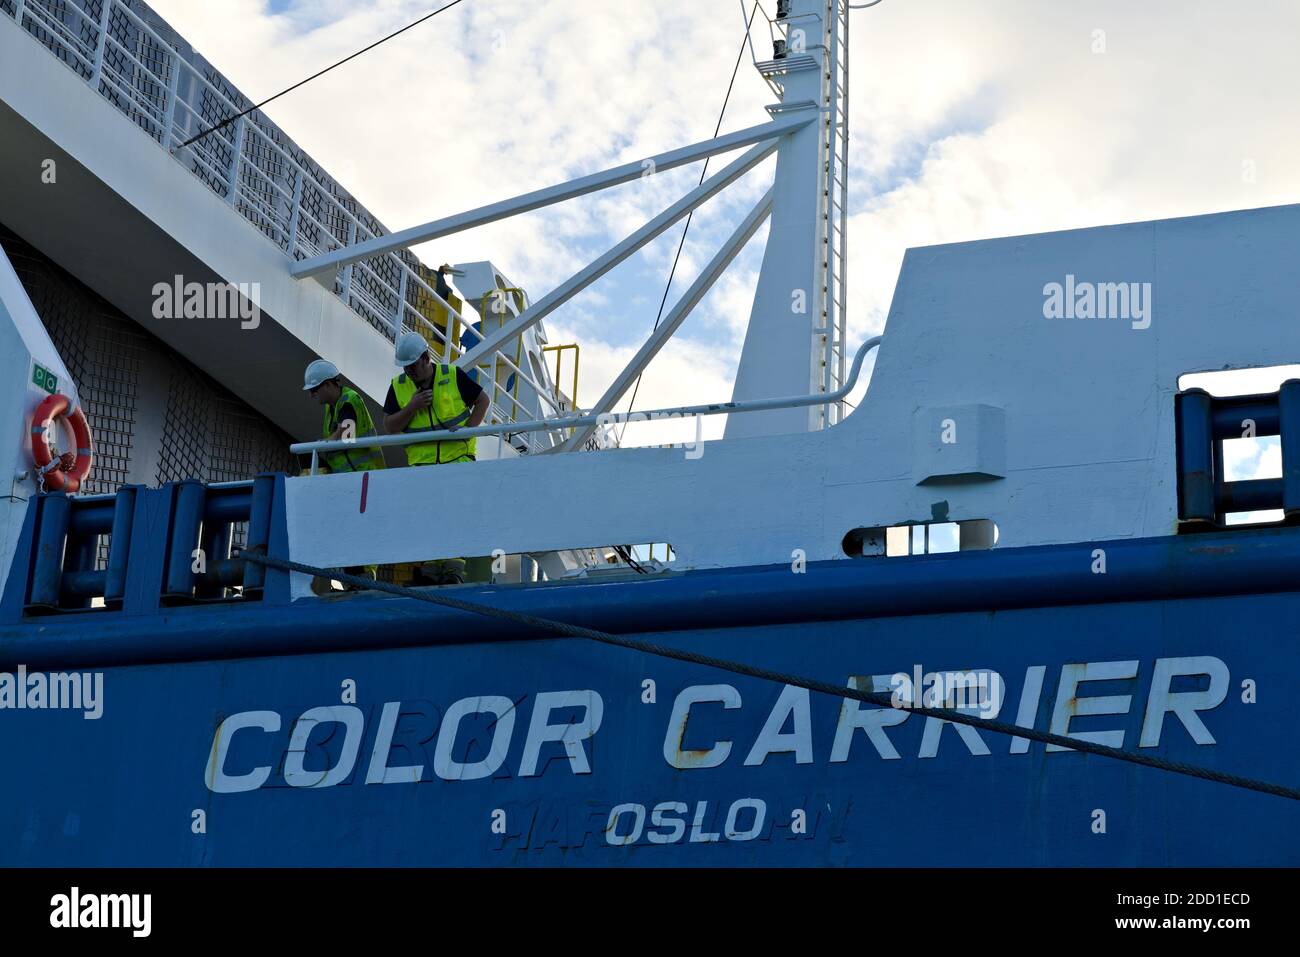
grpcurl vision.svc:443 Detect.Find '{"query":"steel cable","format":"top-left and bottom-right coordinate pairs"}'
top-left (237, 550), bottom-right (1300, 803)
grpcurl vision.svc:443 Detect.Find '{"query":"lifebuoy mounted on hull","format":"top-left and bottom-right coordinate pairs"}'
top-left (30, 393), bottom-right (93, 493)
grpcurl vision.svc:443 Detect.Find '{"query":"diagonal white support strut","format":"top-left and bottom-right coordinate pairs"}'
top-left (290, 111), bottom-right (815, 282)
top-left (459, 139), bottom-right (779, 369)
top-left (558, 187), bottom-right (776, 452)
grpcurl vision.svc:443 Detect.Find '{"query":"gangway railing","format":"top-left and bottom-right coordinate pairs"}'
top-left (293, 337), bottom-right (882, 473)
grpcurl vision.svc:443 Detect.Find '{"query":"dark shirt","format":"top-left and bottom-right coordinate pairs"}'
top-left (384, 368), bottom-right (484, 420)
top-left (328, 400), bottom-right (358, 433)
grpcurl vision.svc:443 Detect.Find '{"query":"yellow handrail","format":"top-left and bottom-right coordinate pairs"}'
top-left (474, 288), bottom-right (530, 422)
top-left (543, 344), bottom-right (580, 410)
top-left (478, 286), bottom-right (527, 320)
top-left (648, 543), bottom-right (675, 563)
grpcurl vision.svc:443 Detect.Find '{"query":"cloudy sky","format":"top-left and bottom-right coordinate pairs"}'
top-left (148, 0), bottom-right (1300, 450)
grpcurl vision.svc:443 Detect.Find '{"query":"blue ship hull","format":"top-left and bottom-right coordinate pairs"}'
top-left (2, 510), bottom-right (1298, 866)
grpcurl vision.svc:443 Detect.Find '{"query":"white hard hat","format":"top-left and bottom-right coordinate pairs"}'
top-left (303, 359), bottom-right (340, 391)
top-left (395, 331), bottom-right (429, 367)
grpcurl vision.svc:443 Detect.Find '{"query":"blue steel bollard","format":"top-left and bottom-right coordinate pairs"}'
top-left (1278, 380), bottom-right (1300, 516)
top-left (1176, 389), bottom-right (1216, 524)
top-left (26, 493), bottom-right (72, 610)
top-left (163, 480), bottom-right (206, 601)
top-left (242, 473), bottom-right (277, 595)
top-left (103, 487), bottom-right (137, 607)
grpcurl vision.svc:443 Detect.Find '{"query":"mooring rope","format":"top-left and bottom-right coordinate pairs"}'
top-left (237, 550), bottom-right (1300, 803)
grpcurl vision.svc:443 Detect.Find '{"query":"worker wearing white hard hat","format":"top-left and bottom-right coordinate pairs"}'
top-left (384, 331), bottom-right (489, 467)
top-left (302, 357), bottom-right (384, 588)
top-left (384, 329), bottom-right (489, 586)
top-left (303, 359), bottom-right (385, 474)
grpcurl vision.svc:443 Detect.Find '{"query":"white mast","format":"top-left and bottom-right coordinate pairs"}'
top-left (726, 0), bottom-right (851, 439)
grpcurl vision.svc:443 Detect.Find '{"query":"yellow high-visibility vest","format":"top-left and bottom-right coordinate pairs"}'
top-left (321, 387), bottom-right (385, 473)
top-left (390, 365), bottom-right (476, 465)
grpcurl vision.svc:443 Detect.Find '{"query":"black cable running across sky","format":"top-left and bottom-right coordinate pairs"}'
top-left (619, 1), bottom-right (760, 444)
top-left (180, 0), bottom-right (468, 150)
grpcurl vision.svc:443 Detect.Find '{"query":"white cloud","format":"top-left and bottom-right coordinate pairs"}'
top-left (1180, 366), bottom-right (1300, 397)
top-left (844, 0), bottom-right (1300, 339)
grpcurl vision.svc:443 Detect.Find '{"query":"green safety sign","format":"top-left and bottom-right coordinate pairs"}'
top-left (32, 363), bottom-right (58, 395)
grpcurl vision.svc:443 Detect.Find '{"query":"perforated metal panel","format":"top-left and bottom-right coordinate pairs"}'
top-left (153, 361), bottom-right (297, 487)
top-left (154, 357), bottom-right (209, 485)
top-left (15, 0), bottom-right (101, 82)
top-left (102, 2), bottom-right (171, 139)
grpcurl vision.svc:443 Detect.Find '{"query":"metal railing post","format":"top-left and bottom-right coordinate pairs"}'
top-left (286, 170), bottom-right (305, 255)
top-left (162, 44), bottom-right (182, 151)
top-left (339, 220), bottom-right (357, 299)
top-left (227, 114), bottom-right (246, 206)
top-left (13, 0), bottom-right (26, 28)
top-left (90, 0), bottom-right (112, 89)
top-left (394, 264), bottom-right (409, 336)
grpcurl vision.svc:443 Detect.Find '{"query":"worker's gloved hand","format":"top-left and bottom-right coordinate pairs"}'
top-left (409, 389), bottom-right (433, 411)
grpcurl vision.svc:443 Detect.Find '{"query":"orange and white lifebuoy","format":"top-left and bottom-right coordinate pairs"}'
top-left (30, 393), bottom-right (93, 493)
